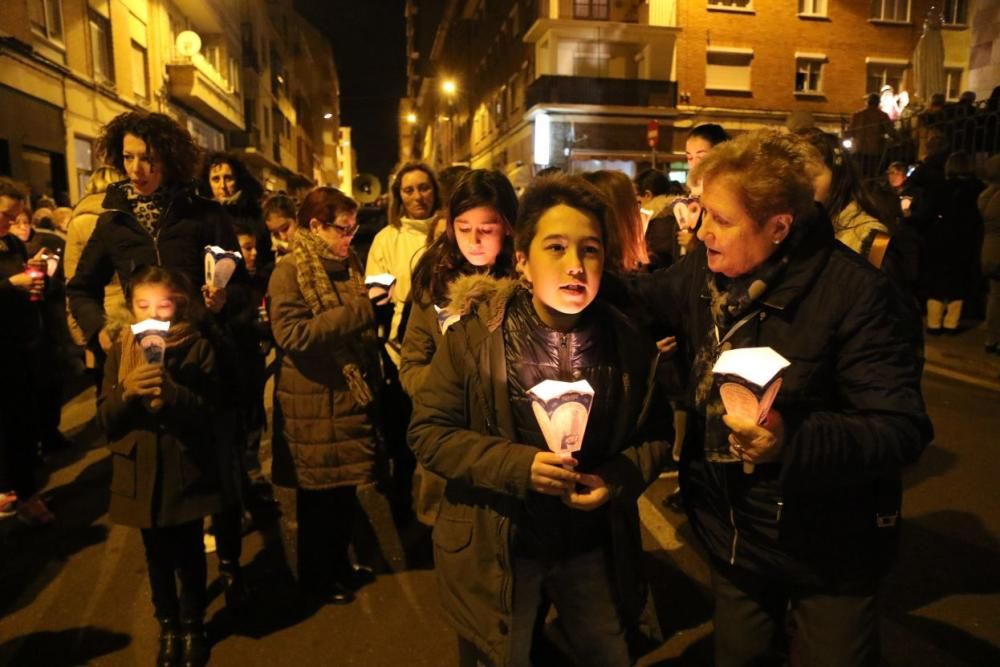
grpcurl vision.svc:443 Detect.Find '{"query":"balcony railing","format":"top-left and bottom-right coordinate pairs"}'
top-left (166, 62), bottom-right (244, 132)
top-left (525, 75), bottom-right (676, 109)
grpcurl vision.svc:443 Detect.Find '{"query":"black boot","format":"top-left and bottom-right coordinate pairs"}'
top-left (156, 616), bottom-right (181, 667)
top-left (180, 619), bottom-right (209, 667)
top-left (219, 561), bottom-right (250, 614)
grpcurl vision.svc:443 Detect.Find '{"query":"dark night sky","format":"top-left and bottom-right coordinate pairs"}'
top-left (295, 0), bottom-right (407, 190)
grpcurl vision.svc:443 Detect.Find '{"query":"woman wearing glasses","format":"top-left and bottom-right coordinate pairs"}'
top-left (268, 186), bottom-right (384, 604)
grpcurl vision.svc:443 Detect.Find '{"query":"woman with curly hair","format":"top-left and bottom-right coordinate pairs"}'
top-left (67, 110), bottom-right (241, 347)
top-left (66, 110), bottom-right (251, 624)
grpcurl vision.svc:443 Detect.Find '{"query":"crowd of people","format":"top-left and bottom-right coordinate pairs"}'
top-left (9, 104), bottom-right (1000, 667)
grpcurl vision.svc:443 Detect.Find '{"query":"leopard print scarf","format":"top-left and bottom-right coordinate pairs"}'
top-left (122, 183), bottom-right (169, 234)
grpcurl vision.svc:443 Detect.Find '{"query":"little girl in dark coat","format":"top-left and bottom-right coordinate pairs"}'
top-left (98, 266), bottom-right (221, 667)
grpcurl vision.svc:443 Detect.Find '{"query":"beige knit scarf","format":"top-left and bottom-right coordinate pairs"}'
top-left (291, 230), bottom-right (375, 406)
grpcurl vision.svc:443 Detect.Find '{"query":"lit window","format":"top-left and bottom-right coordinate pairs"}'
top-left (131, 41), bottom-right (149, 99)
top-left (89, 7), bottom-right (114, 84)
top-left (74, 136), bottom-right (94, 198)
top-left (866, 60), bottom-right (907, 95)
top-left (573, 41), bottom-right (611, 77)
top-left (574, 0), bottom-right (609, 20)
top-left (798, 0), bottom-right (827, 17)
top-left (945, 67), bottom-right (963, 101)
top-left (29, 0), bottom-right (64, 42)
top-left (706, 47), bottom-right (753, 92)
top-left (708, 0), bottom-right (753, 11)
top-left (941, 0), bottom-right (968, 26)
top-left (795, 56), bottom-right (825, 94)
top-left (870, 0), bottom-right (909, 22)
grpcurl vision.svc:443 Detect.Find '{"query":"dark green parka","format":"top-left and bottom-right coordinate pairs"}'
top-left (408, 276), bottom-right (671, 667)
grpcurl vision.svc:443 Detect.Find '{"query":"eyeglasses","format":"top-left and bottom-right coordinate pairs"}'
top-left (323, 220), bottom-right (359, 236)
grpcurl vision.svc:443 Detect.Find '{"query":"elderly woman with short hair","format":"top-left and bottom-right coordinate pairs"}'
top-left (628, 129), bottom-right (932, 666)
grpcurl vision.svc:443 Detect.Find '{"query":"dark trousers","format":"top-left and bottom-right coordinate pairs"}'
top-left (212, 505), bottom-right (243, 567)
top-left (140, 520), bottom-right (208, 621)
top-left (296, 486), bottom-right (360, 589)
top-left (458, 550), bottom-right (630, 667)
top-left (0, 354), bottom-right (39, 498)
top-left (711, 567), bottom-right (879, 667)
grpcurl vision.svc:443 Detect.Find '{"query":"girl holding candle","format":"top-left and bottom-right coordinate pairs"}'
top-left (99, 265), bottom-right (221, 667)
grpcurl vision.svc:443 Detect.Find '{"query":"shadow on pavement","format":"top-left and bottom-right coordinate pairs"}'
top-left (644, 635), bottom-right (713, 666)
top-left (0, 455), bottom-right (111, 617)
top-left (883, 509), bottom-right (1000, 665)
top-left (901, 441), bottom-right (958, 490)
top-left (0, 626), bottom-right (131, 666)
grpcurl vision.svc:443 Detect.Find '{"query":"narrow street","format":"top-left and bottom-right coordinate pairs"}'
top-left (1, 373), bottom-right (997, 666)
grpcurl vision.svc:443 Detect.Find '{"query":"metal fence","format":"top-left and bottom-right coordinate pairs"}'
top-left (842, 101), bottom-right (999, 183)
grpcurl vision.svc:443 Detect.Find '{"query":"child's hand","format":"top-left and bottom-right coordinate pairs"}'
top-left (562, 473), bottom-right (610, 511)
top-left (529, 452), bottom-right (579, 496)
top-left (121, 364), bottom-right (162, 401)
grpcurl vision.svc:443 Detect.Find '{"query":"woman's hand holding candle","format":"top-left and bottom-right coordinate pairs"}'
top-left (723, 409), bottom-right (785, 465)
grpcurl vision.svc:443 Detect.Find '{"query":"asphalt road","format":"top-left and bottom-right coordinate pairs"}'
top-left (0, 374), bottom-right (997, 666)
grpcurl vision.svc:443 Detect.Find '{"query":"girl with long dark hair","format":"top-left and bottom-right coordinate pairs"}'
top-left (400, 169), bottom-right (518, 526)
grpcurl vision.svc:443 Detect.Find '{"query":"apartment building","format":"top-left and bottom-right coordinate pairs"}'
top-left (402, 0), bottom-right (980, 180)
top-left (232, 0), bottom-right (344, 194)
top-left (0, 0), bottom-right (343, 202)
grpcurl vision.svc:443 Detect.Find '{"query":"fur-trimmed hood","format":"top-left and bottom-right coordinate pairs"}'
top-left (443, 274), bottom-right (521, 332)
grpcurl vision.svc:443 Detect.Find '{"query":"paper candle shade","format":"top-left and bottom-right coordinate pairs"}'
top-left (527, 379), bottom-right (595, 455)
top-left (43, 251), bottom-right (61, 277)
top-left (365, 274), bottom-right (397, 291)
top-left (131, 318), bottom-right (170, 365)
top-left (673, 197), bottom-right (701, 230)
top-left (204, 246), bottom-right (243, 289)
top-left (712, 346), bottom-right (790, 473)
top-left (433, 304), bottom-right (461, 335)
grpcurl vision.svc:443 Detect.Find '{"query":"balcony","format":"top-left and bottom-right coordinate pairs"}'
top-left (166, 63), bottom-right (244, 132)
top-left (525, 75), bottom-right (676, 109)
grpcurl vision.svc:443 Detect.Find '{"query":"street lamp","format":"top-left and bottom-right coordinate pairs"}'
top-left (323, 112), bottom-right (334, 120)
top-left (406, 112), bottom-right (417, 124)
top-left (441, 79), bottom-right (457, 96)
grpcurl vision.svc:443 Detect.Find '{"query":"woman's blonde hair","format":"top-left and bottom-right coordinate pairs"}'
top-left (691, 129), bottom-right (824, 225)
top-left (84, 166), bottom-right (125, 196)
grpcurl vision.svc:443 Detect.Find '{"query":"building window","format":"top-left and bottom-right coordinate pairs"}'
top-left (798, 0), bottom-right (827, 17)
top-left (88, 9), bottom-right (114, 84)
top-left (131, 41), bottom-right (149, 99)
top-left (942, 0), bottom-right (968, 26)
top-left (706, 48), bottom-right (753, 93)
top-left (870, 0), bottom-right (909, 22)
top-left (945, 67), bottom-right (963, 101)
top-left (574, 0), bottom-right (609, 19)
top-left (74, 136), bottom-right (94, 198)
top-left (571, 41), bottom-right (611, 77)
top-left (795, 56), bottom-right (825, 94)
top-left (866, 60), bottom-right (906, 94)
top-left (708, 0), bottom-right (753, 11)
top-left (29, 0), bottom-right (64, 42)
